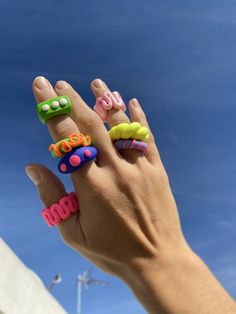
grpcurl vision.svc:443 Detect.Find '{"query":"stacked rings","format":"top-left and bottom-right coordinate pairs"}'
top-left (109, 122), bottom-right (149, 153)
top-left (110, 122), bottom-right (149, 152)
top-left (37, 95), bottom-right (98, 175)
top-left (41, 192), bottom-right (79, 227)
top-left (49, 133), bottom-right (92, 158)
top-left (48, 132), bottom-right (97, 174)
top-left (94, 91), bottom-right (126, 121)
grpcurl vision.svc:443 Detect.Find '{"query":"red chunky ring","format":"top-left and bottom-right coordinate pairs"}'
top-left (41, 192), bottom-right (79, 227)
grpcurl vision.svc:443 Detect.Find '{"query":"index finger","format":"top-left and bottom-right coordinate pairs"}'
top-left (33, 76), bottom-right (79, 141)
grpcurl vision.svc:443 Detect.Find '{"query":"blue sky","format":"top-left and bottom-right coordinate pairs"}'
top-left (0, 0), bottom-right (236, 313)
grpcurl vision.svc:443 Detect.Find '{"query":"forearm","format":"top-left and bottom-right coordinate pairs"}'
top-left (122, 244), bottom-right (236, 314)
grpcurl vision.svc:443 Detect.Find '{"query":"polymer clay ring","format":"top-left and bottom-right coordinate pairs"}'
top-left (109, 122), bottom-right (149, 142)
top-left (37, 95), bottom-right (72, 124)
top-left (114, 139), bottom-right (148, 153)
top-left (94, 91), bottom-right (126, 121)
top-left (41, 192), bottom-right (79, 227)
top-left (49, 133), bottom-right (92, 158)
top-left (58, 146), bottom-right (98, 174)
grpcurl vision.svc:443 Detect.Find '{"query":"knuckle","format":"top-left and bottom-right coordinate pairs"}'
top-left (39, 191), bottom-right (53, 208)
top-left (149, 131), bottom-right (155, 142)
top-left (49, 116), bottom-right (78, 139)
top-left (88, 176), bottom-right (107, 195)
top-left (140, 111), bottom-right (147, 121)
top-left (84, 112), bottom-right (101, 131)
top-left (145, 164), bottom-right (169, 189)
top-left (115, 166), bottom-right (139, 187)
top-left (39, 189), bottom-right (66, 209)
top-left (108, 110), bottom-right (129, 125)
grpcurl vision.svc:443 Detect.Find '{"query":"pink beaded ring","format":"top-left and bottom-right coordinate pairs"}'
top-left (41, 192), bottom-right (79, 227)
top-left (94, 91), bottom-right (126, 121)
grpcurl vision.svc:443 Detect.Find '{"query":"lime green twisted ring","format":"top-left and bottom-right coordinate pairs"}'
top-left (109, 122), bottom-right (149, 142)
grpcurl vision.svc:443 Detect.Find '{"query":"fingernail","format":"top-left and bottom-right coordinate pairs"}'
top-left (25, 167), bottom-right (42, 186)
top-left (55, 80), bottom-right (70, 90)
top-left (34, 76), bottom-right (51, 90)
top-left (93, 79), bottom-right (104, 88)
top-left (131, 98), bottom-right (139, 109)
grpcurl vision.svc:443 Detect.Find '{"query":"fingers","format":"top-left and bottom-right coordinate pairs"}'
top-left (33, 76), bottom-right (79, 141)
top-left (90, 79), bottom-right (130, 127)
top-left (25, 164), bottom-right (86, 246)
top-left (128, 98), bottom-right (160, 165)
top-left (54, 80), bottom-right (116, 163)
top-left (33, 76), bottom-right (98, 178)
top-left (90, 79), bottom-right (147, 163)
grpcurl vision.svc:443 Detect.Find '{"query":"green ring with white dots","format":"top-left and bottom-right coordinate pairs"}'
top-left (36, 95), bottom-right (72, 124)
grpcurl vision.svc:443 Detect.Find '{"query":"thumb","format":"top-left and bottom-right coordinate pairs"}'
top-left (25, 163), bottom-right (83, 246)
top-left (25, 163), bottom-right (66, 208)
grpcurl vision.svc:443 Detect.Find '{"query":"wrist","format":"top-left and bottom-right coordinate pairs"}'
top-left (119, 240), bottom-right (194, 313)
top-left (120, 242), bottom-right (236, 314)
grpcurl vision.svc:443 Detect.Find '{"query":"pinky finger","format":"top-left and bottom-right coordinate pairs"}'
top-left (25, 164), bottom-right (86, 247)
top-left (128, 98), bottom-right (160, 165)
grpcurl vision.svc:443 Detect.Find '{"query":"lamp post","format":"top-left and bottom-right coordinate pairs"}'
top-left (48, 274), bottom-right (62, 291)
top-left (77, 269), bottom-right (108, 314)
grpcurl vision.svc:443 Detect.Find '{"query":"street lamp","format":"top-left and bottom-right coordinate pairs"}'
top-left (48, 274), bottom-right (62, 291)
top-left (77, 269), bottom-right (108, 314)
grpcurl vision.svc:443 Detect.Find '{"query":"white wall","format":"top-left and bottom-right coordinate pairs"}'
top-left (0, 238), bottom-right (67, 314)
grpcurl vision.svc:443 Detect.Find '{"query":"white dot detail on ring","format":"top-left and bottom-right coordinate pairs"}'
top-left (42, 104), bottom-right (50, 111)
top-left (59, 98), bottom-right (68, 106)
top-left (51, 101), bottom-right (59, 108)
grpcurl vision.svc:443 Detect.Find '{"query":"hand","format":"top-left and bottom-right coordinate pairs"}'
top-left (26, 77), bottom-right (236, 314)
top-left (26, 76), bottom-right (188, 276)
